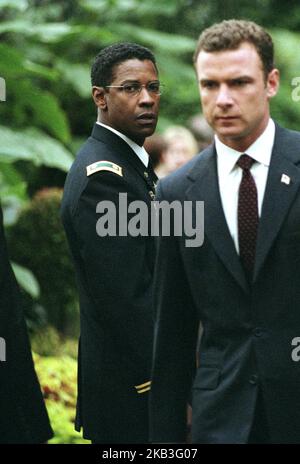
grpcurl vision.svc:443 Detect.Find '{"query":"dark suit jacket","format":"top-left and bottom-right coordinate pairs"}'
top-left (150, 124), bottom-right (300, 444)
top-left (0, 205), bottom-right (53, 444)
top-left (61, 124), bottom-right (156, 443)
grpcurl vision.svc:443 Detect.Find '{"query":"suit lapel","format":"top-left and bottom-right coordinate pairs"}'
top-left (186, 146), bottom-right (248, 293)
top-left (254, 125), bottom-right (300, 281)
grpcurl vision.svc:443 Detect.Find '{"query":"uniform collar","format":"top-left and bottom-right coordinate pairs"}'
top-left (96, 122), bottom-right (149, 167)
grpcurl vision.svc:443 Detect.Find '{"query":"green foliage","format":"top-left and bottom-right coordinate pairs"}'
top-left (113, 23), bottom-right (195, 54)
top-left (31, 326), bottom-right (81, 443)
top-left (0, 162), bottom-right (28, 224)
top-left (56, 60), bottom-right (91, 98)
top-left (1, 0), bottom-right (298, 145)
top-left (0, 0), bottom-right (28, 8)
top-left (33, 351), bottom-right (88, 444)
top-left (269, 30), bottom-right (300, 131)
top-left (7, 188), bottom-right (79, 335)
top-left (0, 126), bottom-right (73, 170)
top-left (0, 43), bottom-right (71, 143)
top-left (31, 325), bottom-right (78, 358)
top-left (1, 0), bottom-right (299, 145)
top-left (11, 261), bottom-right (40, 299)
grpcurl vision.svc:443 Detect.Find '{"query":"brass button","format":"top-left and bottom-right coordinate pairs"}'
top-left (249, 375), bottom-right (258, 385)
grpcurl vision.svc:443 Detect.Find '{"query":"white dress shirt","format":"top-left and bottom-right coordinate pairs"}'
top-left (96, 122), bottom-right (149, 167)
top-left (216, 118), bottom-right (275, 254)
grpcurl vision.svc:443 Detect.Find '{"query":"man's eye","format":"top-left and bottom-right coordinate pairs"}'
top-left (123, 84), bottom-right (140, 93)
top-left (233, 80), bottom-right (248, 86)
top-left (148, 83), bottom-right (160, 92)
top-left (202, 82), bottom-right (217, 89)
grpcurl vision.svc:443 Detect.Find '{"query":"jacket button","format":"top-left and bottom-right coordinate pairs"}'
top-left (254, 327), bottom-right (263, 337)
top-left (249, 374), bottom-right (258, 385)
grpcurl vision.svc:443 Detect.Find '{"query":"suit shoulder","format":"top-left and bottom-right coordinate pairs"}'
top-left (274, 124), bottom-right (300, 163)
top-left (74, 136), bottom-right (113, 168)
top-left (277, 124), bottom-right (300, 141)
top-left (66, 137), bottom-right (126, 183)
top-left (71, 135), bottom-right (133, 177)
top-left (61, 137), bottom-right (127, 219)
top-left (158, 145), bottom-right (213, 197)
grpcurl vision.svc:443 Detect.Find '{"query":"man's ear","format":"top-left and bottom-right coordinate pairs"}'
top-left (266, 68), bottom-right (280, 99)
top-left (92, 86), bottom-right (107, 110)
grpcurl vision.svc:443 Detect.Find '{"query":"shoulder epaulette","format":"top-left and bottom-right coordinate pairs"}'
top-left (86, 161), bottom-right (123, 177)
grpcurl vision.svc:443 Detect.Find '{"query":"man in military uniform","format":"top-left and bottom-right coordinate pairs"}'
top-left (61, 42), bottom-right (160, 443)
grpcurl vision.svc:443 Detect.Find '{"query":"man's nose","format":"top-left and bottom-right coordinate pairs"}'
top-left (216, 84), bottom-right (233, 107)
top-left (138, 87), bottom-right (155, 105)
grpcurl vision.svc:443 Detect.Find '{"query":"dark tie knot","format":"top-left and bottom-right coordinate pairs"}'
top-left (237, 154), bottom-right (256, 171)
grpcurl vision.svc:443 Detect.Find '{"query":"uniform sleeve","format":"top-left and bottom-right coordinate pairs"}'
top-left (72, 170), bottom-right (154, 369)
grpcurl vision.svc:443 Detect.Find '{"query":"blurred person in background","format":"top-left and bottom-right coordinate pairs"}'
top-left (188, 113), bottom-right (214, 151)
top-left (144, 133), bottom-right (167, 173)
top-left (155, 126), bottom-right (199, 178)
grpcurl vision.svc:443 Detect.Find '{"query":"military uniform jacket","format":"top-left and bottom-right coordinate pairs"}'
top-left (150, 124), bottom-right (300, 444)
top-left (61, 123), bottom-right (156, 442)
top-left (0, 204), bottom-right (53, 444)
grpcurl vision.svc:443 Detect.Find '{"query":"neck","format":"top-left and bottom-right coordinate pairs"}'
top-left (97, 121), bottom-right (145, 147)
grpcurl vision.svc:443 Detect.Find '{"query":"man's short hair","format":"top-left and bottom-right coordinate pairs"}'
top-left (193, 19), bottom-right (274, 78)
top-left (91, 42), bottom-right (157, 87)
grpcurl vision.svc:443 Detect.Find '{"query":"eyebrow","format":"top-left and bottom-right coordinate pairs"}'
top-left (120, 79), bottom-right (139, 83)
top-left (199, 75), bottom-right (254, 84)
top-left (120, 79), bottom-right (160, 84)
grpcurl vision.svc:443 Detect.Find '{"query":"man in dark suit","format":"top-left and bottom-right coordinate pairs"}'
top-left (61, 42), bottom-right (161, 443)
top-left (0, 204), bottom-right (53, 443)
top-left (150, 20), bottom-right (300, 444)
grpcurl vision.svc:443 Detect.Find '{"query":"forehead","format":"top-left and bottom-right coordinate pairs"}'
top-left (196, 42), bottom-right (263, 79)
top-left (112, 58), bottom-right (158, 82)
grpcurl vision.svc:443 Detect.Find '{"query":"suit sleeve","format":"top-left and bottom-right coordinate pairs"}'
top-left (149, 181), bottom-right (199, 443)
top-left (72, 170), bottom-right (153, 372)
top-left (0, 205), bottom-right (53, 443)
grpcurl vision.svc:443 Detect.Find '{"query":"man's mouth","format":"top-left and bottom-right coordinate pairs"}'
top-left (136, 113), bottom-right (157, 123)
top-left (216, 116), bottom-right (238, 120)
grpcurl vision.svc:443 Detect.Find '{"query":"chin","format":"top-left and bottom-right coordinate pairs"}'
top-left (142, 128), bottom-right (156, 138)
top-left (217, 129), bottom-right (241, 140)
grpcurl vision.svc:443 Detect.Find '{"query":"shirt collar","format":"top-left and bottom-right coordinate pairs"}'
top-left (215, 118), bottom-right (275, 176)
top-left (96, 122), bottom-right (149, 167)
